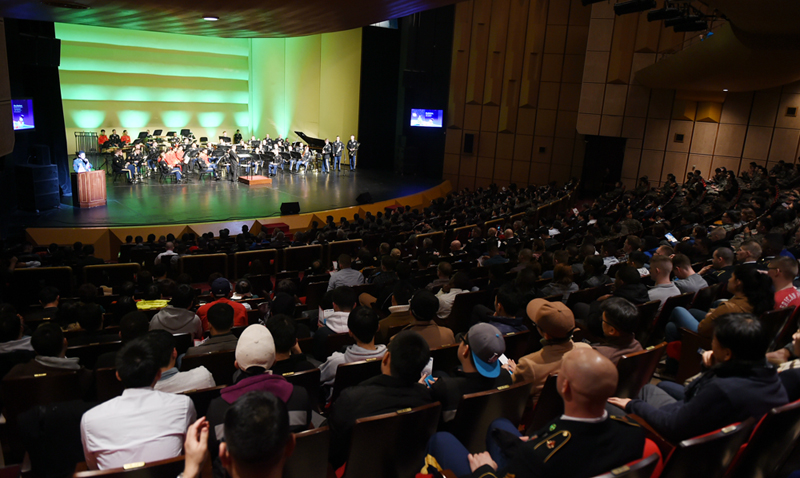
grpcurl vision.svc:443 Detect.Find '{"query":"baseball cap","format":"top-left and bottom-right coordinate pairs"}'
top-left (465, 323), bottom-right (505, 378)
top-left (211, 278), bottom-right (232, 296)
top-left (409, 290), bottom-right (439, 322)
top-left (526, 299), bottom-right (575, 339)
top-left (235, 324), bottom-right (276, 370)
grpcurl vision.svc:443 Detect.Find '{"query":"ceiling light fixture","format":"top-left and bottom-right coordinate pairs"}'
top-left (723, 89), bottom-right (729, 92)
top-left (203, 15), bottom-right (219, 21)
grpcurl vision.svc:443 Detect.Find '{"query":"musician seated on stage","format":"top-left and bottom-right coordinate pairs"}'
top-left (121, 130), bottom-right (131, 145)
top-left (158, 151), bottom-right (183, 182)
top-left (112, 150), bottom-right (138, 183)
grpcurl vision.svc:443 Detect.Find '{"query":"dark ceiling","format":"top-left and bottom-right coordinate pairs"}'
top-left (0, 0), bottom-right (462, 38)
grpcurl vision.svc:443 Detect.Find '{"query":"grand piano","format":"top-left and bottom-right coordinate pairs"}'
top-left (295, 131), bottom-right (326, 152)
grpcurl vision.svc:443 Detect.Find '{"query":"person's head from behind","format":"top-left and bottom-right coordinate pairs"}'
top-left (116, 336), bottom-right (161, 388)
top-left (348, 307), bottom-right (379, 344)
top-left (208, 303), bottom-right (234, 334)
top-left (495, 283), bottom-right (524, 317)
top-left (527, 299), bottom-right (575, 340)
top-left (144, 283), bottom-right (162, 301)
top-left (583, 255), bottom-right (605, 278)
top-left (712, 247), bottom-right (734, 268)
top-left (557, 348), bottom-right (618, 415)
top-left (147, 329), bottom-right (177, 369)
top-left (409, 289), bottom-right (440, 323)
top-left (671, 254), bottom-right (693, 279)
top-left (615, 265), bottom-right (641, 286)
top-left (730, 265), bottom-right (774, 316)
top-left (552, 264), bottom-right (574, 286)
top-left (220, 391), bottom-right (295, 477)
top-left (38, 286), bottom-right (59, 307)
top-left (649, 255), bottom-right (672, 281)
top-left (600, 297), bottom-right (638, 338)
top-left (266, 314), bottom-right (297, 355)
top-left (170, 283), bottom-right (195, 309)
top-left (337, 254), bottom-right (352, 269)
top-left (391, 281), bottom-right (414, 306)
top-left (331, 286), bottom-right (357, 312)
top-left (31, 323), bottom-right (66, 357)
top-left (384, 331), bottom-right (429, 384)
top-left (119, 311), bottom-right (149, 343)
top-left (235, 325), bottom-right (276, 374)
top-left (77, 303), bottom-right (104, 332)
top-left (713, 313), bottom-right (769, 363)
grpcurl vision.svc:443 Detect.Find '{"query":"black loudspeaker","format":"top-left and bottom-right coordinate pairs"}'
top-left (464, 133), bottom-right (474, 154)
top-left (356, 192), bottom-right (373, 204)
top-left (15, 164), bottom-right (59, 211)
top-left (280, 202), bottom-right (300, 215)
top-left (31, 144), bottom-right (52, 165)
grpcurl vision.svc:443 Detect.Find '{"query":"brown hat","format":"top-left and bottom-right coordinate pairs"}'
top-left (526, 299), bottom-right (575, 339)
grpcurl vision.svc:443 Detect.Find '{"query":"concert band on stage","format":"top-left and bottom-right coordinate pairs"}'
top-left (81, 129), bottom-right (360, 184)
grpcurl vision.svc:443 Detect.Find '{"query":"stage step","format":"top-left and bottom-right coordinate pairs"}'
top-left (237, 175), bottom-right (272, 187)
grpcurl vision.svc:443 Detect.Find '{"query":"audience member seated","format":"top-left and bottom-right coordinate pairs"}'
top-left (327, 330), bottom-right (433, 468)
top-left (265, 314), bottom-right (314, 376)
top-left (230, 279), bottom-right (258, 308)
top-left (629, 251), bottom-right (650, 277)
top-left (94, 311), bottom-right (150, 369)
top-left (470, 283), bottom-right (527, 334)
top-left (207, 325), bottom-right (310, 475)
top-left (66, 303), bottom-right (119, 346)
top-left (149, 283), bottom-right (204, 340)
top-left (539, 264), bottom-right (578, 303)
top-left (697, 247), bottom-right (735, 286)
top-left (397, 289), bottom-right (455, 349)
top-left (480, 242), bottom-right (509, 267)
top-left (186, 303), bottom-right (238, 357)
top-left (591, 298), bottom-right (643, 365)
top-left (320, 307), bottom-right (386, 397)
top-left (427, 261), bottom-right (453, 292)
top-left (136, 283), bottom-right (169, 311)
top-left (317, 286), bottom-right (357, 335)
top-left (671, 253), bottom-right (707, 294)
top-left (609, 313), bottom-right (788, 444)
top-left (436, 272), bottom-right (471, 319)
top-left (26, 286), bottom-right (60, 323)
top-left (327, 254), bottom-right (365, 291)
top-left (427, 348), bottom-right (645, 477)
top-left (735, 240), bottom-right (767, 271)
top-left (376, 281), bottom-right (415, 343)
top-left (197, 278), bottom-right (248, 331)
top-left (769, 256), bottom-right (800, 309)
top-left (581, 255), bottom-right (612, 289)
top-left (505, 299), bottom-right (590, 403)
top-left (4, 322), bottom-right (93, 396)
top-left (665, 265), bottom-right (774, 342)
top-left (0, 304), bottom-right (34, 355)
top-left (149, 330), bottom-right (215, 393)
top-left (80, 336), bottom-right (197, 469)
top-left (427, 323), bottom-right (512, 421)
top-left (647, 255), bottom-right (680, 310)
top-left (181, 391), bottom-right (295, 478)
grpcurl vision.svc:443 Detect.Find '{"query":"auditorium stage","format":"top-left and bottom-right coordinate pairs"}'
top-left (9, 170), bottom-right (443, 230)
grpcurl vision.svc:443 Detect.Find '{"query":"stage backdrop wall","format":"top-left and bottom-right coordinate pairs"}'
top-left (54, 23), bottom-right (361, 150)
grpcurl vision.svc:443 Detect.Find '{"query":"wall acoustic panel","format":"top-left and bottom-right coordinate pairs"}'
top-left (498, 0), bottom-right (531, 133)
top-left (465, 0), bottom-right (494, 105)
top-left (447, 1), bottom-right (474, 129)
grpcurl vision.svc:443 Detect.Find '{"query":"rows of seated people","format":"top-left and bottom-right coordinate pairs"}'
top-left (3, 170), bottom-right (800, 477)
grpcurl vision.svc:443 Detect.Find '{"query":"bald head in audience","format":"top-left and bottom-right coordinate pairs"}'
top-left (558, 348), bottom-right (618, 418)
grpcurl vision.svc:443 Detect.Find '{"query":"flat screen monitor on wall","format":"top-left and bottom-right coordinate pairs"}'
top-left (410, 109), bottom-right (443, 128)
top-left (12, 99), bottom-right (35, 131)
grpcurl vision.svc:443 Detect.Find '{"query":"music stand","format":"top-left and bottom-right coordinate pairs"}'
top-left (153, 129), bottom-right (163, 136)
top-left (137, 132), bottom-right (148, 139)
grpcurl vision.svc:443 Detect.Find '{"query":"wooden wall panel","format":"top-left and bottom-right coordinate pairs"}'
top-left (466, 0), bottom-right (493, 105)
top-left (447, 1), bottom-right (474, 129)
top-left (634, 9), bottom-right (661, 53)
top-left (498, 0), bottom-right (531, 133)
top-left (483, 0), bottom-right (511, 106)
top-left (606, 13), bottom-right (638, 84)
top-left (519, 0), bottom-right (548, 108)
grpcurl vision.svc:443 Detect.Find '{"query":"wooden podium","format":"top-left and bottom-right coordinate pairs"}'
top-left (71, 170), bottom-right (107, 208)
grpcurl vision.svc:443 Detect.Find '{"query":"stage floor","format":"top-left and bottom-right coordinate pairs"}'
top-left (5, 169), bottom-right (442, 230)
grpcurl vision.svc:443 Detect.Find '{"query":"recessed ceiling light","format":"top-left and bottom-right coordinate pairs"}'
top-left (723, 89), bottom-right (728, 92)
top-left (203, 15), bottom-right (219, 21)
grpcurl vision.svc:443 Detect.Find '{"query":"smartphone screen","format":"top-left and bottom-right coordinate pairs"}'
top-left (665, 233), bottom-right (677, 243)
top-left (421, 357), bottom-right (433, 377)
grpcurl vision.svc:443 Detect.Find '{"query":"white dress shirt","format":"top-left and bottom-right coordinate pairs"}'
top-left (80, 387), bottom-right (196, 470)
top-left (155, 366), bottom-right (216, 394)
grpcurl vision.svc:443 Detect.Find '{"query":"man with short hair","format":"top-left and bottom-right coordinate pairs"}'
top-left (647, 255), bottom-right (681, 310)
top-left (149, 330), bottom-right (215, 393)
top-left (328, 330), bottom-right (433, 467)
top-left (196, 278), bottom-right (248, 331)
top-left (266, 314), bottom-right (314, 375)
top-left (427, 323), bottom-right (512, 421)
top-left (506, 299), bottom-right (590, 402)
top-left (471, 283), bottom-right (527, 334)
top-left (206, 325), bottom-right (310, 474)
top-left (609, 313), bottom-right (789, 444)
top-left (94, 311), bottom-right (150, 369)
top-left (592, 298), bottom-right (643, 365)
top-left (182, 391), bottom-right (296, 478)
top-left (509, 248), bottom-right (533, 274)
top-left (186, 303), bottom-right (239, 357)
top-left (736, 240), bottom-right (767, 270)
top-left (399, 289), bottom-right (455, 349)
top-left (320, 307), bottom-right (387, 394)
top-left (672, 253), bottom-right (707, 294)
top-left (768, 256), bottom-right (800, 310)
top-left (154, 242), bottom-right (177, 265)
top-left (318, 286), bottom-right (357, 334)
top-left (698, 247), bottom-right (735, 286)
top-left (327, 254), bottom-right (364, 291)
top-left (428, 348), bottom-right (646, 477)
top-left (426, 261), bottom-right (453, 292)
top-left (80, 336), bottom-right (196, 469)
top-left (149, 283), bottom-right (203, 340)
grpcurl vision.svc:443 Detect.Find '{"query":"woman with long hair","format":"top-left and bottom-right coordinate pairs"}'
top-left (665, 265), bottom-right (774, 341)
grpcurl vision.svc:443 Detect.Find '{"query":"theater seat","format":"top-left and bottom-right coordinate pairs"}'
top-left (329, 358), bottom-right (382, 405)
top-left (72, 456), bottom-right (185, 478)
top-left (615, 342), bottom-right (666, 399)
top-left (589, 453), bottom-right (660, 478)
top-left (658, 418), bottom-right (756, 478)
top-left (283, 426), bottom-right (331, 478)
top-left (180, 350), bottom-right (236, 386)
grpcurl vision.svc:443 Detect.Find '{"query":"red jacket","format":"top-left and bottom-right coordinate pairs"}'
top-left (196, 297), bottom-right (248, 331)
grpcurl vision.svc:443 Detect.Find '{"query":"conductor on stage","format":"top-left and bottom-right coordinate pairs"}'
top-left (332, 136), bottom-right (344, 171)
top-left (347, 135), bottom-right (359, 172)
top-left (322, 138), bottom-right (332, 173)
top-left (73, 151), bottom-right (94, 173)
